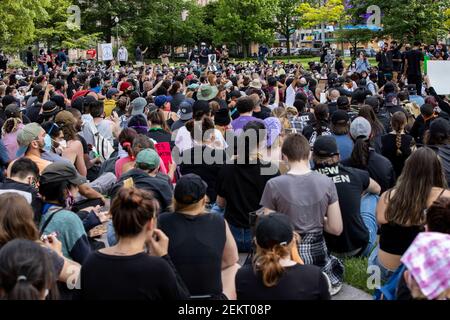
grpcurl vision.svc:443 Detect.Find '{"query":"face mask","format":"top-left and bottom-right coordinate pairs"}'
top-left (58, 139), bottom-right (67, 149)
top-left (42, 134), bottom-right (52, 152)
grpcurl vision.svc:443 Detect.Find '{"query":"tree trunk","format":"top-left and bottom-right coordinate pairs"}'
top-left (285, 19), bottom-right (291, 56)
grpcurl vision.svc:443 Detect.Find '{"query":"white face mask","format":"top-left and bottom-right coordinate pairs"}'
top-left (58, 139), bottom-right (67, 149)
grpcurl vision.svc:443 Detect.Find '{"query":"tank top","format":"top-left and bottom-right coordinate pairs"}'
top-left (379, 189), bottom-right (445, 255)
top-left (157, 212), bottom-right (226, 297)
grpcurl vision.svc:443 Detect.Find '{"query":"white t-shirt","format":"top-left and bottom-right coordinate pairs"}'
top-left (174, 126), bottom-right (228, 153)
top-left (285, 84), bottom-right (296, 107)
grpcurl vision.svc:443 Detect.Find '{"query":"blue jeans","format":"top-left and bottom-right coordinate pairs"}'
top-left (360, 194), bottom-right (379, 257)
top-left (228, 224), bottom-right (253, 253)
top-left (368, 246), bottom-right (396, 284)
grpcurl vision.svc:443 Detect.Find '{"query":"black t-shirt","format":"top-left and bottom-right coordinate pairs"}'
top-left (253, 106), bottom-right (272, 120)
top-left (158, 212), bottom-right (225, 297)
top-left (236, 264), bottom-right (330, 300)
top-left (147, 128), bottom-right (174, 149)
top-left (381, 133), bottom-right (414, 178)
top-left (80, 251), bottom-right (188, 300)
top-left (405, 49), bottom-right (424, 75)
top-left (342, 150), bottom-right (395, 194)
top-left (179, 146), bottom-right (227, 203)
top-left (216, 160), bottom-right (280, 228)
top-left (392, 49), bottom-right (402, 72)
top-left (302, 122), bottom-right (332, 146)
top-left (314, 164), bottom-right (370, 253)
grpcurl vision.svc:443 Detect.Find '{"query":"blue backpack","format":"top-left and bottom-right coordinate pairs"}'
top-left (373, 264), bottom-right (406, 300)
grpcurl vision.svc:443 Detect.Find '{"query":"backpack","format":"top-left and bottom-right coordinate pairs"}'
top-left (373, 264), bottom-right (406, 300)
top-left (87, 120), bottom-right (115, 162)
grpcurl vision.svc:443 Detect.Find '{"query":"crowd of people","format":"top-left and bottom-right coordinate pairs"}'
top-left (0, 39), bottom-right (449, 301)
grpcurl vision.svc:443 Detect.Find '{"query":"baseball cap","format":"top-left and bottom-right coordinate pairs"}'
top-left (350, 117), bottom-right (372, 140)
top-left (131, 97), bottom-right (147, 116)
top-left (331, 110), bottom-right (350, 125)
top-left (178, 101), bottom-right (193, 121)
top-left (154, 95), bottom-right (173, 108)
top-left (40, 162), bottom-right (87, 186)
top-left (337, 96), bottom-right (349, 108)
top-left (407, 84), bottom-right (417, 95)
top-left (429, 118), bottom-right (450, 138)
top-left (119, 81), bottom-right (132, 92)
top-left (255, 213), bottom-right (294, 249)
top-left (174, 174), bottom-right (207, 205)
top-left (313, 135), bottom-right (339, 157)
top-left (136, 148), bottom-right (160, 170)
top-left (106, 88), bottom-right (120, 99)
top-left (5, 103), bottom-right (21, 118)
top-left (16, 123), bottom-right (43, 157)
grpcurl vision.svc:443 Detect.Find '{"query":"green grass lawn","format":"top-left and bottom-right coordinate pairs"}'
top-left (343, 257), bottom-right (373, 295)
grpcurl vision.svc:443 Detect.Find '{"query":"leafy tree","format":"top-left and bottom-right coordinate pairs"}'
top-left (213, 0), bottom-right (279, 57)
top-left (348, 0), bottom-right (450, 43)
top-left (275, 0), bottom-right (304, 56)
top-left (0, 0), bottom-right (49, 52)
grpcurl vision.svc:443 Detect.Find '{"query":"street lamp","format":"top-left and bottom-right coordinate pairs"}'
top-left (114, 17), bottom-right (120, 49)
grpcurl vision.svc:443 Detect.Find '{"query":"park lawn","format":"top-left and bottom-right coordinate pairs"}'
top-left (343, 257), bottom-right (373, 295)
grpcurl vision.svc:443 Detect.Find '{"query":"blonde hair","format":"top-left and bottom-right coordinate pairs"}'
top-left (272, 107), bottom-right (291, 130)
top-left (253, 243), bottom-right (292, 287)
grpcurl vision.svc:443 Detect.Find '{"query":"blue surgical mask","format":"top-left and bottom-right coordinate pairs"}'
top-left (44, 134), bottom-right (52, 152)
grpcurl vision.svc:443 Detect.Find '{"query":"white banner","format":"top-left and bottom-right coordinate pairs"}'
top-left (101, 43), bottom-right (113, 61)
top-left (428, 61), bottom-right (450, 95)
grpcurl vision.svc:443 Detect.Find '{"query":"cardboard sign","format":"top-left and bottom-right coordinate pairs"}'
top-left (427, 61), bottom-right (450, 95)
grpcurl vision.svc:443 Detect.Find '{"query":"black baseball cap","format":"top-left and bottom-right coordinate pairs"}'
top-left (255, 213), bottom-right (294, 249)
top-left (313, 135), bottom-right (339, 157)
top-left (331, 110), bottom-right (349, 124)
top-left (192, 100), bottom-right (211, 115)
top-left (337, 96), bottom-right (349, 108)
top-left (429, 118), bottom-right (450, 138)
top-left (174, 174), bottom-right (207, 205)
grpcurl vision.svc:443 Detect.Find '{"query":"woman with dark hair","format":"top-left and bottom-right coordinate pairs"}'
top-left (147, 109), bottom-right (172, 145)
top-left (168, 81), bottom-right (185, 112)
top-left (0, 193), bottom-right (81, 299)
top-left (381, 111), bottom-right (415, 178)
top-left (0, 239), bottom-right (58, 300)
top-left (424, 118), bottom-right (450, 185)
top-left (369, 147), bottom-right (450, 282)
top-left (343, 117), bottom-right (395, 193)
top-left (127, 114), bottom-right (148, 135)
top-left (236, 213), bottom-right (330, 300)
top-left (115, 128), bottom-right (138, 178)
top-left (358, 105), bottom-right (386, 152)
top-left (179, 118), bottom-right (228, 205)
top-left (159, 174), bottom-right (239, 299)
top-left (302, 104), bottom-right (332, 146)
top-left (81, 187), bottom-right (189, 300)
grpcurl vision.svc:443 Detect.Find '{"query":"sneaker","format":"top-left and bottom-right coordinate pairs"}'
top-left (330, 283), bottom-right (343, 296)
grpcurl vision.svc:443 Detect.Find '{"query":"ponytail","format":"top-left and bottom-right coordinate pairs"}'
top-left (8, 277), bottom-right (42, 300)
top-left (350, 137), bottom-right (370, 168)
top-left (396, 131), bottom-right (402, 156)
top-left (2, 118), bottom-right (22, 135)
top-left (253, 245), bottom-right (289, 287)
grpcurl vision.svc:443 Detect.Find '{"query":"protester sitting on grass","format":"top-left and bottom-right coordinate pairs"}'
top-left (370, 147), bottom-right (450, 283)
top-left (159, 174), bottom-right (239, 300)
top-left (313, 135), bottom-right (381, 258)
top-left (260, 133), bottom-right (344, 295)
top-left (236, 213), bottom-right (331, 300)
top-left (80, 187), bottom-right (189, 300)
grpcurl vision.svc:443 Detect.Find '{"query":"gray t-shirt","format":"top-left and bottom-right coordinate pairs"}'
top-left (260, 172), bottom-right (339, 234)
